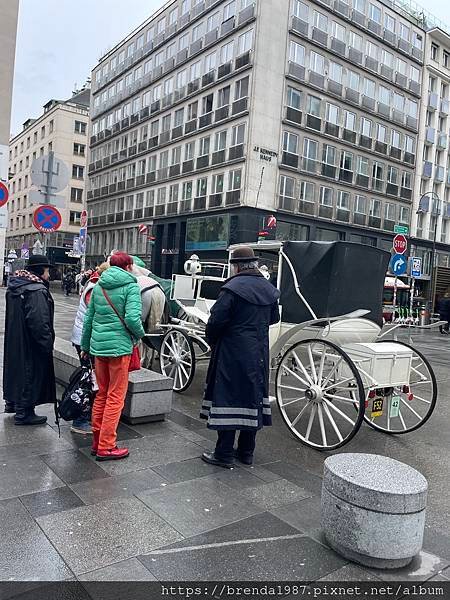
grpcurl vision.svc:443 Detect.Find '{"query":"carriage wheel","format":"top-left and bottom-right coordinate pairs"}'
top-left (364, 341), bottom-right (437, 434)
top-left (276, 339), bottom-right (365, 451)
top-left (160, 330), bottom-right (196, 393)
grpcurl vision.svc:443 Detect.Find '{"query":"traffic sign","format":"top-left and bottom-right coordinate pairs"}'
top-left (20, 244), bottom-right (29, 259)
top-left (0, 182), bottom-right (9, 207)
top-left (411, 257), bottom-right (422, 278)
top-left (394, 224), bottom-right (409, 235)
top-left (31, 153), bottom-right (69, 194)
top-left (393, 234), bottom-right (408, 255)
top-left (390, 253), bottom-right (408, 276)
top-left (33, 205), bottom-right (62, 233)
top-left (79, 228), bottom-right (87, 254)
top-left (80, 210), bottom-right (88, 228)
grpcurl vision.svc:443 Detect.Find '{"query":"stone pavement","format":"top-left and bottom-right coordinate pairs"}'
top-left (1, 287), bottom-right (450, 589)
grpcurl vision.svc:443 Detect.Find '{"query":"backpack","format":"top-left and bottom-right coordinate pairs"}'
top-left (56, 365), bottom-right (94, 425)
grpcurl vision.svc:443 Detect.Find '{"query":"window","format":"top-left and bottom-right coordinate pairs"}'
top-left (313, 11), bottom-right (328, 32)
top-left (413, 32), bottom-right (423, 50)
top-left (169, 8), bottom-right (177, 25)
top-left (70, 211), bottom-right (81, 225)
top-left (182, 181), bottom-right (193, 200)
top-left (283, 131), bottom-right (298, 154)
top-left (310, 51), bottom-right (325, 73)
top-left (300, 181), bottom-right (315, 203)
top-left (196, 177), bottom-right (207, 197)
top-left (396, 58), bottom-right (407, 76)
top-left (192, 23), bottom-right (203, 42)
top-left (49, 120), bottom-right (54, 134)
top-left (177, 69), bottom-right (187, 88)
top-left (391, 129), bottom-right (401, 148)
top-left (217, 85), bottom-right (231, 107)
top-left (378, 85), bottom-right (390, 105)
top-left (164, 77), bottom-right (173, 96)
top-left (205, 52), bottom-right (216, 73)
top-left (431, 44), bottom-right (439, 61)
top-left (223, 0), bottom-right (236, 21)
top-left (214, 130), bottom-right (227, 151)
top-left (71, 188), bottom-right (83, 203)
top-left (162, 115), bottom-right (171, 132)
top-left (410, 65), bottom-right (420, 83)
top-left (370, 199), bottom-right (381, 217)
top-left (363, 78), bottom-right (376, 98)
top-left (303, 138), bottom-right (318, 171)
top-left (74, 121), bottom-right (86, 135)
top-left (229, 169), bottom-right (241, 191)
top-left (337, 191), bottom-right (350, 210)
top-left (357, 156), bottom-right (369, 176)
top-left (72, 165), bottom-right (84, 179)
top-left (235, 76), bottom-right (249, 100)
top-left (220, 41), bottom-right (234, 64)
top-left (332, 21), bottom-right (346, 42)
top-left (238, 29), bottom-right (253, 55)
top-left (73, 143), bottom-right (85, 156)
top-left (385, 203), bottom-right (396, 221)
top-left (340, 151), bottom-right (353, 173)
top-left (326, 103), bottom-right (339, 124)
top-left (287, 86), bottom-right (301, 110)
top-left (372, 162), bottom-right (384, 186)
top-left (294, 1), bottom-right (308, 20)
top-left (366, 41), bottom-right (378, 60)
top-left (323, 144), bottom-right (336, 165)
top-left (231, 123), bottom-right (245, 146)
top-left (166, 42), bottom-right (176, 59)
top-left (353, 0), bottom-right (366, 13)
top-left (289, 41), bottom-right (305, 65)
top-left (361, 118), bottom-right (372, 137)
top-left (320, 186), bottom-right (333, 206)
top-left (377, 124), bottom-right (387, 142)
top-left (329, 62), bottom-right (343, 83)
top-left (369, 3), bottom-right (381, 23)
top-left (349, 31), bottom-right (363, 51)
top-left (190, 61), bottom-right (201, 81)
top-left (348, 71), bottom-right (360, 91)
top-left (404, 135), bottom-right (415, 154)
top-left (335, 109), bottom-right (350, 132)
top-left (174, 108), bottom-right (184, 127)
top-left (41, 126), bottom-right (45, 139)
top-left (207, 12), bottom-right (220, 31)
top-left (393, 92), bottom-right (404, 112)
top-left (307, 95), bottom-right (321, 116)
top-left (384, 13), bottom-right (395, 32)
top-left (381, 50), bottom-right (394, 69)
top-left (159, 150), bottom-right (169, 169)
top-left (280, 175), bottom-right (295, 198)
top-left (407, 99), bottom-right (418, 119)
top-left (213, 174), bottom-right (224, 194)
top-left (157, 18), bottom-right (165, 34)
top-left (399, 22), bottom-right (410, 41)
top-left (169, 184), bottom-right (179, 204)
top-left (181, 0), bottom-right (189, 15)
top-left (188, 101), bottom-right (198, 120)
top-left (179, 33), bottom-right (189, 50)
top-left (402, 171), bottom-right (412, 189)
top-left (199, 136), bottom-right (210, 156)
top-left (202, 93), bottom-right (214, 114)
top-left (355, 195), bottom-right (367, 214)
top-left (399, 206), bottom-right (410, 224)
top-left (387, 166), bottom-right (398, 185)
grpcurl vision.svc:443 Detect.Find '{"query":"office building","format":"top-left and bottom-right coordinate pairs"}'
top-left (87, 0), bottom-right (431, 276)
top-left (7, 88), bottom-right (90, 269)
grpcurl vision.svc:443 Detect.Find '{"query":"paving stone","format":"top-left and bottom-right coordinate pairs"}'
top-left (77, 558), bottom-right (156, 581)
top-left (365, 550), bottom-right (450, 582)
top-left (0, 436), bottom-right (74, 460)
top-left (37, 497), bottom-right (183, 574)
top-left (0, 581), bottom-right (90, 600)
top-left (236, 478), bottom-right (311, 510)
top-left (70, 468), bottom-right (168, 504)
top-left (237, 463), bottom-right (284, 483)
top-left (270, 497), bottom-right (322, 534)
top-left (85, 434), bottom-right (202, 476)
top-left (0, 498), bottom-right (73, 581)
top-left (40, 450), bottom-right (110, 485)
top-left (139, 518), bottom-right (346, 581)
top-left (167, 410), bottom-right (203, 431)
top-left (0, 455), bottom-right (65, 501)
top-left (51, 423), bottom-right (142, 450)
top-left (0, 419), bottom-right (61, 448)
top-left (20, 487), bottom-right (85, 518)
top-left (210, 468), bottom-right (276, 491)
top-left (152, 457), bottom-right (224, 483)
top-left (263, 461), bottom-right (323, 496)
top-left (137, 476), bottom-right (263, 537)
top-left (316, 564), bottom-right (383, 581)
top-left (79, 581), bottom-right (156, 600)
top-left (423, 527), bottom-right (450, 562)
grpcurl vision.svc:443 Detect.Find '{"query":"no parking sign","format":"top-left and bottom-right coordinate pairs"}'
top-left (33, 205), bottom-right (62, 233)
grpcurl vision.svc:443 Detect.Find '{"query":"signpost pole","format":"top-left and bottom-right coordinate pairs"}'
top-left (42, 151), bottom-right (55, 259)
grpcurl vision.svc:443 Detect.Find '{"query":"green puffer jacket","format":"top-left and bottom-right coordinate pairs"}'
top-left (81, 267), bottom-right (145, 357)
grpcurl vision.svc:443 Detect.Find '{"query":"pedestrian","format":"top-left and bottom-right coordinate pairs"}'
top-left (70, 268), bottom-right (104, 434)
top-left (80, 252), bottom-right (145, 461)
top-left (438, 290), bottom-right (450, 334)
top-left (63, 270), bottom-right (75, 296)
top-left (200, 246), bottom-right (280, 468)
top-left (3, 255), bottom-right (56, 425)
top-left (3, 262), bottom-right (11, 287)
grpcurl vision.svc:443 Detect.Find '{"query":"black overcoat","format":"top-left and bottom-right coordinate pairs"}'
top-left (200, 270), bottom-right (280, 430)
top-left (3, 275), bottom-right (56, 410)
top-left (438, 297), bottom-right (450, 321)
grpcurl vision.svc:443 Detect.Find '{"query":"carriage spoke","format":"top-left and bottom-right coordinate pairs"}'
top-left (398, 408), bottom-right (407, 431)
top-left (305, 404), bottom-right (317, 441)
top-left (317, 350), bottom-right (327, 384)
top-left (410, 394), bottom-right (431, 405)
top-left (322, 402), bottom-right (344, 443)
top-left (323, 398), bottom-right (356, 426)
top-left (179, 363), bottom-right (189, 381)
top-left (408, 380), bottom-right (432, 387)
top-left (292, 351), bottom-right (314, 385)
top-left (281, 396), bottom-right (306, 408)
top-left (325, 392), bottom-right (358, 404)
top-left (279, 384), bottom-right (307, 393)
top-left (180, 359), bottom-right (192, 367)
top-left (323, 376), bottom-right (355, 392)
top-left (283, 365), bottom-right (311, 388)
top-left (307, 345), bottom-right (318, 384)
top-left (399, 398), bottom-right (422, 421)
top-left (177, 366), bottom-right (186, 388)
top-left (321, 357), bottom-right (343, 388)
top-left (317, 404), bottom-right (327, 447)
top-left (291, 401), bottom-right (310, 426)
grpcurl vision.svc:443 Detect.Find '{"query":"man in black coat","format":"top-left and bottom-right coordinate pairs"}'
top-left (438, 291), bottom-right (450, 334)
top-left (200, 246), bottom-right (280, 468)
top-left (3, 255), bottom-right (56, 425)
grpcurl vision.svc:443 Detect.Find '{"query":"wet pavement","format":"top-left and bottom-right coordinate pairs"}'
top-left (1, 287), bottom-right (450, 586)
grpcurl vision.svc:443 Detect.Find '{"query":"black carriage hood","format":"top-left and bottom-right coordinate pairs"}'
top-left (280, 241), bottom-right (390, 327)
top-left (223, 271), bottom-right (280, 306)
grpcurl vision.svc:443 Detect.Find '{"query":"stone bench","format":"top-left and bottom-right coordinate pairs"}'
top-left (321, 453), bottom-right (428, 569)
top-left (53, 337), bottom-right (173, 425)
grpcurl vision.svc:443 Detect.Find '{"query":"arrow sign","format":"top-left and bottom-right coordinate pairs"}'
top-left (0, 182), bottom-right (9, 207)
top-left (33, 205), bottom-right (62, 233)
top-left (390, 253), bottom-right (407, 276)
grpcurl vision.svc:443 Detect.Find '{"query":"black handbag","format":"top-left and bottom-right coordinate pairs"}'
top-left (57, 363), bottom-right (94, 423)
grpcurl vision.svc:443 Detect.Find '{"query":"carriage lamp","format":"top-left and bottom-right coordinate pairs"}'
top-left (184, 254), bottom-right (202, 276)
top-left (403, 385), bottom-right (410, 394)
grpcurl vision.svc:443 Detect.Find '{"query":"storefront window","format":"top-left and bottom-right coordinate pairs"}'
top-left (275, 222), bottom-right (309, 241)
top-left (186, 215), bottom-right (230, 250)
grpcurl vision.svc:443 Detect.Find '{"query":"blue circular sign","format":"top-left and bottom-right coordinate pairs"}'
top-left (0, 182), bottom-right (9, 207)
top-left (390, 253), bottom-right (408, 276)
top-left (33, 204), bottom-right (62, 233)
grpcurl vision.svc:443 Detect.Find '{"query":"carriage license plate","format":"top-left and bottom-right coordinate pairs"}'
top-left (390, 396), bottom-right (400, 418)
top-left (371, 398), bottom-right (384, 418)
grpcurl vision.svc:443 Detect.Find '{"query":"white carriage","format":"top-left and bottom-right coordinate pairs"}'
top-left (147, 241), bottom-right (437, 451)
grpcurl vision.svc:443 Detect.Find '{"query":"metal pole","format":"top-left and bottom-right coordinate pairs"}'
top-left (393, 275), bottom-right (398, 322)
top-left (42, 151), bottom-right (54, 259)
top-left (429, 217), bottom-right (438, 313)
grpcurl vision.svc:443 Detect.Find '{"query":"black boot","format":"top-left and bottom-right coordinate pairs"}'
top-left (15, 408), bottom-right (47, 426)
top-left (4, 403), bottom-right (15, 414)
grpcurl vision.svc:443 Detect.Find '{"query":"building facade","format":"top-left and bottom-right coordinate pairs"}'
top-left (7, 89), bottom-right (90, 270)
top-left (87, 0), bottom-right (431, 277)
top-left (0, 0), bottom-right (20, 275)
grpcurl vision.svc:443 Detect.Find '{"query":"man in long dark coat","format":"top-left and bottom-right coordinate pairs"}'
top-left (201, 246), bottom-right (280, 468)
top-left (3, 254), bottom-right (56, 425)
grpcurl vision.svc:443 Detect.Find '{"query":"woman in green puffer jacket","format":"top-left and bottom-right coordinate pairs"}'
top-left (81, 252), bottom-right (145, 462)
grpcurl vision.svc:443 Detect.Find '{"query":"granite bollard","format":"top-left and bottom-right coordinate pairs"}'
top-left (321, 453), bottom-right (428, 569)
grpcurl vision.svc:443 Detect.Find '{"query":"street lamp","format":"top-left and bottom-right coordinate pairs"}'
top-left (416, 191), bottom-right (441, 312)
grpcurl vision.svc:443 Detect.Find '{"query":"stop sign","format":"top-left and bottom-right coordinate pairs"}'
top-left (393, 234), bottom-right (407, 255)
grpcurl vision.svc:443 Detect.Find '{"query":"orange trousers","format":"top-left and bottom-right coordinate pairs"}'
top-left (93, 355), bottom-right (131, 451)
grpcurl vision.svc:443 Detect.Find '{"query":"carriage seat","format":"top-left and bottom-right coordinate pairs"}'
top-left (306, 318), bottom-right (381, 345)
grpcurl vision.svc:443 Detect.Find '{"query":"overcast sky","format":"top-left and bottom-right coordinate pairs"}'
top-left (10, 0), bottom-right (450, 136)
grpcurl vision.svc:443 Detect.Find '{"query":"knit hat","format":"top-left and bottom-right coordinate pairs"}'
top-left (229, 246), bottom-right (256, 264)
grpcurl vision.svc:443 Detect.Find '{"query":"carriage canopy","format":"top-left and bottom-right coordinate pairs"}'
top-left (280, 241), bottom-right (390, 326)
